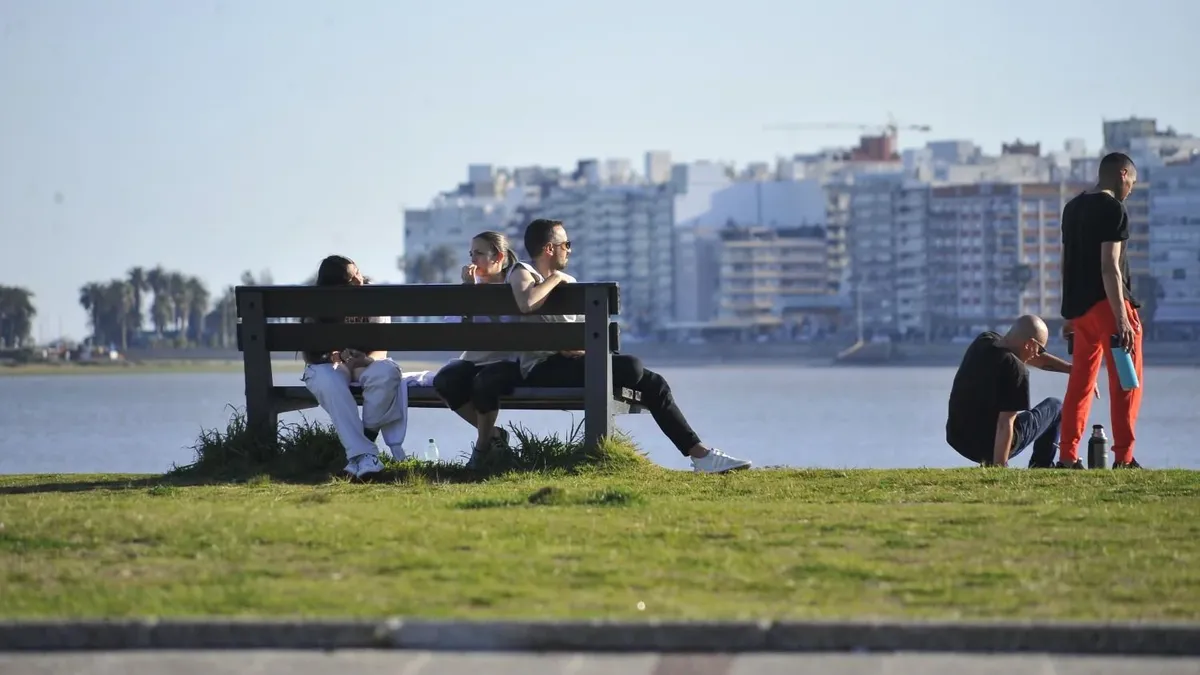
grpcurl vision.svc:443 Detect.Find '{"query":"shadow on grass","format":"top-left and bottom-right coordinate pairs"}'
top-left (0, 407), bottom-right (652, 495)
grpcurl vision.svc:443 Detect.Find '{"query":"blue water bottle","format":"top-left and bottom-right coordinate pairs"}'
top-left (1110, 335), bottom-right (1139, 391)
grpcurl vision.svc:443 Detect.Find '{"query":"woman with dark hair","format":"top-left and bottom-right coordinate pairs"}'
top-left (301, 255), bottom-right (406, 480)
top-left (431, 231), bottom-right (524, 467)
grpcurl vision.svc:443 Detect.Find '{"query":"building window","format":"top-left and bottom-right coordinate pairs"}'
top-left (1174, 269), bottom-right (1187, 280)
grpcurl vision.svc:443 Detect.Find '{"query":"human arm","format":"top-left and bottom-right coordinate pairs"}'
top-left (1101, 241), bottom-right (1136, 351)
top-left (1029, 351), bottom-right (1071, 373)
top-left (1099, 205), bottom-right (1136, 351)
top-left (1060, 257), bottom-right (1073, 339)
top-left (1029, 351), bottom-right (1099, 397)
top-left (508, 265), bottom-right (566, 313)
top-left (990, 358), bottom-right (1031, 467)
top-left (991, 411), bottom-right (1018, 467)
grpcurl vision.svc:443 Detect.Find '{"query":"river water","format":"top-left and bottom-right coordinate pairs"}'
top-left (1, 365), bottom-right (1195, 474)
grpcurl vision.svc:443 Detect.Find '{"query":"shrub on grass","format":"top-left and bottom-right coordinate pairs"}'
top-left (169, 407), bottom-right (650, 482)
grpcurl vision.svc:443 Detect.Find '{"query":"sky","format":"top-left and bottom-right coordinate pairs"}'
top-left (1, 0), bottom-right (1197, 341)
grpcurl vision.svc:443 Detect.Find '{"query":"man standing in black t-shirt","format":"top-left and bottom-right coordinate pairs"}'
top-left (1059, 152), bottom-right (1144, 469)
top-left (946, 315), bottom-right (1077, 467)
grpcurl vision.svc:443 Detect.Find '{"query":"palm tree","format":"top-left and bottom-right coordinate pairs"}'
top-left (167, 271), bottom-right (187, 333)
top-left (204, 286), bottom-right (238, 348)
top-left (185, 276), bottom-right (210, 344)
top-left (126, 266), bottom-right (147, 334)
top-left (104, 280), bottom-right (135, 351)
top-left (429, 245), bottom-right (459, 283)
top-left (0, 286), bottom-right (37, 348)
top-left (78, 282), bottom-right (105, 343)
top-left (146, 265), bottom-right (170, 336)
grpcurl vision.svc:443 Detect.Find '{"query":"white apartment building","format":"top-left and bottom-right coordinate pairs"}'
top-left (924, 182), bottom-right (1088, 337)
top-left (516, 184), bottom-right (675, 331)
top-left (672, 225), bottom-right (720, 323)
top-left (1149, 155), bottom-right (1200, 328)
top-left (847, 173), bottom-right (904, 336)
top-left (716, 225), bottom-right (830, 325)
top-left (893, 183), bottom-right (930, 336)
top-left (404, 164), bottom-right (553, 280)
top-left (644, 151), bottom-right (672, 184)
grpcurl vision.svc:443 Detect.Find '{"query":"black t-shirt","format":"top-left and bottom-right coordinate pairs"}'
top-left (946, 331), bottom-right (1031, 460)
top-left (1060, 191), bottom-right (1140, 320)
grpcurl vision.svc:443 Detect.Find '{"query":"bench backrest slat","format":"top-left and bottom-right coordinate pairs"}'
top-left (240, 321), bottom-right (622, 353)
top-left (236, 283), bottom-right (619, 319)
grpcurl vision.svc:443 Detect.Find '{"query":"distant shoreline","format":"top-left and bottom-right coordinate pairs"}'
top-left (3, 350), bottom-right (1196, 376)
top-left (0, 359), bottom-right (447, 377)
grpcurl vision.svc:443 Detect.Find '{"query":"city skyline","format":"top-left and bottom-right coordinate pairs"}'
top-left (2, 0), bottom-right (1198, 340)
top-left (8, 119), bottom-right (1197, 345)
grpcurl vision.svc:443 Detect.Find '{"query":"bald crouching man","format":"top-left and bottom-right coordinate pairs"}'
top-left (946, 315), bottom-right (1081, 468)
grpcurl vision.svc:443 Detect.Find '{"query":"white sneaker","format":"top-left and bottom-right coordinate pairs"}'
top-left (344, 453), bottom-right (384, 480)
top-left (691, 448), bottom-right (752, 474)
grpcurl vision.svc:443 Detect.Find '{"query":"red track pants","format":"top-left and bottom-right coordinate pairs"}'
top-left (1059, 300), bottom-right (1143, 464)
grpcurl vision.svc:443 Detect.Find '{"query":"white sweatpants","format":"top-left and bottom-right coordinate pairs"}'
top-left (301, 360), bottom-right (409, 460)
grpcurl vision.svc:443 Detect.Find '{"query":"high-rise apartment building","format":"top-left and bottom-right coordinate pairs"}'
top-left (515, 184), bottom-right (675, 331)
top-left (716, 226), bottom-right (831, 325)
top-left (644, 151), bottom-right (672, 184)
top-left (1149, 155), bottom-right (1200, 329)
top-left (847, 173), bottom-right (904, 336)
top-left (925, 182), bottom-right (1089, 336)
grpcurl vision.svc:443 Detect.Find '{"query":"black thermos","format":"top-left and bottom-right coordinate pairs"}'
top-left (1087, 425), bottom-right (1108, 470)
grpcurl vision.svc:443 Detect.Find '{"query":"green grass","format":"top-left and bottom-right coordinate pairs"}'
top-left (1, 414), bottom-right (1199, 621)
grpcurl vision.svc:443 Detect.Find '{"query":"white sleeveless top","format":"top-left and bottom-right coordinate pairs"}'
top-left (507, 261), bottom-right (580, 377)
top-left (454, 267), bottom-right (520, 366)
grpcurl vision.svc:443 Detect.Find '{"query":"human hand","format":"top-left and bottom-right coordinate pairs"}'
top-left (461, 264), bottom-right (478, 284)
top-left (1061, 320), bottom-right (1074, 338)
top-left (1115, 314), bottom-right (1136, 352)
top-left (1093, 384), bottom-right (1101, 400)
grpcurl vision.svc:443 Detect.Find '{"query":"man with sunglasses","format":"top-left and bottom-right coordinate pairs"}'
top-left (945, 315), bottom-right (1078, 468)
top-left (507, 218), bottom-right (753, 473)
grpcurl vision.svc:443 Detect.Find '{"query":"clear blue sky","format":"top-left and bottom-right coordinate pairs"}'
top-left (1, 0), bottom-right (1197, 341)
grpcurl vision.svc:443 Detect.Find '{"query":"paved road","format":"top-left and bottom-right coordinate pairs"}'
top-left (1, 651), bottom-right (1199, 674)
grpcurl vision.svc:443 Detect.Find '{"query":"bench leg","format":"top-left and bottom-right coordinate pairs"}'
top-left (584, 408), bottom-right (614, 452)
top-left (246, 399), bottom-right (278, 447)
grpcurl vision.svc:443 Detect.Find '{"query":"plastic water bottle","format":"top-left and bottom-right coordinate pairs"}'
top-left (1109, 334), bottom-right (1139, 391)
top-left (423, 438), bottom-right (440, 463)
top-left (1087, 425), bottom-right (1109, 470)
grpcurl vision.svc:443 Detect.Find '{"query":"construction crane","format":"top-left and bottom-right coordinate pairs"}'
top-left (763, 114), bottom-right (932, 149)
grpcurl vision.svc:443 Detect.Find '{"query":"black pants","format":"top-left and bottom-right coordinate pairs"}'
top-left (523, 353), bottom-right (701, 455)
top-left (432, 359), bottom-right (521, 415)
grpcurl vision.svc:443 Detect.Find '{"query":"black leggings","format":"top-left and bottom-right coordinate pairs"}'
top-left (431, 359), bottom-right (521, 415)
top-left (523, 353), bottom-right (701, 455)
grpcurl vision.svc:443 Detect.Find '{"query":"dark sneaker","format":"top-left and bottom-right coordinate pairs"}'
top-left (1053, 460), bottom-right (1085, 469)
top-left (1114, 458), bottom-right (1143, 469)
top-left (466, 427), bottom-right (510, 470)
top-left (492, 426), bottom-right (511, 452)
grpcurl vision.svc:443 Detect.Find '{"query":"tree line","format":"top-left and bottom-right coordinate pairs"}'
top-left (79, 266), bottom-right (273, 350)
top-left (401, 245), bottom-right (459, 283)
top-left (0, 285), bottom-right (36, 348)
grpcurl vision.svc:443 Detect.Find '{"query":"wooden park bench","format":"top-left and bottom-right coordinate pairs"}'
top-left (235, 282), bottom-right (643, 451)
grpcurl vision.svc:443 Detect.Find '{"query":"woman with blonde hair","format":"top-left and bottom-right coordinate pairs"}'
top-left (431, 231), bottom-right (524, 467)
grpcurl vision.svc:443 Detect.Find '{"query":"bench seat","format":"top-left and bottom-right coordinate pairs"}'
top-left (271, 385), bottom-right (645, 415)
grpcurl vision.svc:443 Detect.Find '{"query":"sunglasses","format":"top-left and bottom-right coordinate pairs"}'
top-left (551, 240), bottom-right (571, 250)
